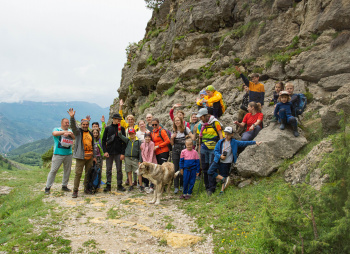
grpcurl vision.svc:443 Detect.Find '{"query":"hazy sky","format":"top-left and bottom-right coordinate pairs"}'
top-left (0, 0), bottom-right (152, 108)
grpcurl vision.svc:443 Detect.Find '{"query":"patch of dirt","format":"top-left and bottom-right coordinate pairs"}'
top-left (43, 183), bottom-right (213, 253)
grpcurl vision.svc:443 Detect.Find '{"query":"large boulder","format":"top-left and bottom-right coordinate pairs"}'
top-left (235, 124), bottom-right (308, 177)
top-left (284, 140), bottom-right (333, 190)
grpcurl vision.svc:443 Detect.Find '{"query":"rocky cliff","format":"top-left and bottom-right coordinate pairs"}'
top-left (110, 0), bottom-right (350, 180)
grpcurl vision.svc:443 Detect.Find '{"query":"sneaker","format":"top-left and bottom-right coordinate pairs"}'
top-left (174, 188), bottom-right (179, 194)
top-left (104, 185), bottom-right (111, 192)
top-left (140, 186), bottom-right (145, 192)
top-left (223, 176), bottom-right (230, 190)
top-left (269, 116), bottom-right (277, 122)
top-left (280, 123), bottom-right (285, 130)
top-left (185, 195), bottom-right (191, 200)
top-left (61, 186), bottom-right (71, 192)
top-left (132, 181), bottom-right (137, 186)
top-left (179, 187), bottom-right (183, 192)
top-left (72, 191), bottom-right (78, 198)
top-left (117, 185), bottom-right (126, 192)
top-left (44, 188), bottom-right (50, 195)
top-left (179, 195), bottom-right (186, 199)
top-left (84, 189), bottom-right (93, 195)
top-left (219, 191), bottom-right (224, 196)
top-left (207, 191), bottom-right (213, 197)
top-left (128, 186), bottom-right (133, 192)
top-left (293, 130), bottom-right (300, 137)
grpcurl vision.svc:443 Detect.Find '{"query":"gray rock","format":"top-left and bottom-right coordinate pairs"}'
top-left (238, 179), bottom-right (252, 189)
top-left (273, 0), bottom-right (293, 11)
top-left (179, 58), bottom-right (210, 79)
top-left (0, 186), bottom-right (13, 195)
top-left (236, 124), bottom-right (308, 177)
top-left (284, 140), bottom-right (333, 190)
top-left (318, 73), bottom-right (350, 91)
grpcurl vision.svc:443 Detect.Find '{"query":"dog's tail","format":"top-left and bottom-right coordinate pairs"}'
top-left (174, 171), bottom-right (181, 177)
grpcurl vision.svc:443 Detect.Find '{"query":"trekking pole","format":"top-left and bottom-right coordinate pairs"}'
top-left (197, 170), bottom-right (203, 195)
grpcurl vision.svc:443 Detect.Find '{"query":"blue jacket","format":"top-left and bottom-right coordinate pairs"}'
top-left (214, 138), bottom-right (256, 164)
top-left (274, 102), bottom-right (293, 118)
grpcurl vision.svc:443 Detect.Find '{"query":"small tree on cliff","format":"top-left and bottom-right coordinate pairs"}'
top-left (144, 0), bottom-right (164, 10)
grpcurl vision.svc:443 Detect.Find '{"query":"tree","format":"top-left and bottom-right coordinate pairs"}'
top-left (144, 0), bottom-right (164, 10)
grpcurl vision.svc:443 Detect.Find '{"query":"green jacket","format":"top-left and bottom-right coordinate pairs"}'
top-left (118, 132), bottom-right (142, 162)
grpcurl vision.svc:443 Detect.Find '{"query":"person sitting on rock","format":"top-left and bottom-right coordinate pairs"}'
top-left (285, 82), bottom-right (303, 117)
top-left (236, 84), bottom-right (250, 135)
top-left (171, 116), bottom-right (194, 194)
top-left (235, 66), bottom-right (265, 107)
top-left (207, 126), bottom-right (261, 195)
top-left (196, 90), bottom-right (207, 110)
top-left (200, 85), bottom-right (225, 119)
top-left (274, 91), bottom-right (299, 137)
top-left (234, 102), bottom-right (263, 141)
top-left (169, 103), bottom-right (190, 128)
top-left (269, 82), bottom-right (284, 122)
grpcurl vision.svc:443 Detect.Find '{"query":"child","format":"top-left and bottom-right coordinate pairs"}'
top-left (179, 139), bottom-right (200, 200)
top-left (92, 129), bottom-right (104, 171)
top-left (140, 132), bottom-right (157, 192)
top-left (285, 82), bottom-right (299, 115)
top-left (236, 84), bottom-right (249, 134)
top-left (269, 82), bottom-right (284, 122)
top-left (274, 91), bottom-right (299, 137)
top-left (196, 90), bottom-right (207, 110)
top-left (118, 128), bottom-right (143, 191)
top-left (207, 127), bottom-right (262, 195)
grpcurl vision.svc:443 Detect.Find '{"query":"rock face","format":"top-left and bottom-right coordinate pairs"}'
top-left (284, 140), bottom-right (333, 190)
top-left (107, 0), bottom-right (350, 175)
top-left (235, 124), bottom-right (308, 177)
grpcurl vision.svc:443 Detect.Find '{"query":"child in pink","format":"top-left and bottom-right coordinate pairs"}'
top-left (140, 133), bottom-right (157, 192)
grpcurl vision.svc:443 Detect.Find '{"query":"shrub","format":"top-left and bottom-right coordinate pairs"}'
top-left (139, 102), bottom-right (150, 113)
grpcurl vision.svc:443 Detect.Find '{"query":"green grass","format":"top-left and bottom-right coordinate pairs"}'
top-left (0, 163), bottom-right (71, 253)
top-left (140, 101), bottom-right (151, 113)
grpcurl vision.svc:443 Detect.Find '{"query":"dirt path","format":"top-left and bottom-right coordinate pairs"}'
top-left (44, 183), bottom-right (213, 253)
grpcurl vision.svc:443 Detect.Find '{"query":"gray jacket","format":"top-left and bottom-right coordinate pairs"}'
top-left (70, 116), bottom-right (96, 160)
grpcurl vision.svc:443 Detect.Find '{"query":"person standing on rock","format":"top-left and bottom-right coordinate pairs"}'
top-left (236, 84), bottom-right (250, 135)
top-left (196, 108), bottom-right (223, 196)
top-left (68, 109), bottom-right (96, 198)
top-left (207, 126), bottom-right (261, 195)
top-left (44, 118), bottom-right (75, 195)
top-left (102, 113), bottom-right (126, 192)
top-left (235, 66), bottom-right (265, 107)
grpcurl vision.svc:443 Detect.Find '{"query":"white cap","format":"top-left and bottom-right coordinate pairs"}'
top-left (224, 126), bottom-right (233, 134)
top-left (196, 108), bottom-right (208, 117)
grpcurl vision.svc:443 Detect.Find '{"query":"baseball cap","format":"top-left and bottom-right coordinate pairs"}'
top-left (280, 91), bottom-right (290, 96)
top-left (112, 113), bottom-right (122, 119)
top-left (196, 108), bottom-right (208, 117)
top-left (128, 128), bottom-right (136, 134)
top-left (224, 126), bottom-right (233, 134)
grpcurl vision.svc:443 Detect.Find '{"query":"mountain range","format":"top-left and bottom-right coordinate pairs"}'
top-left (0, 101), bottom-right (109, 154)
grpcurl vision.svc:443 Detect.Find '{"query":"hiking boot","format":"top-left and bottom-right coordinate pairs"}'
top-left (84, 189), bottom-right (93, 195)
top-left (104, 184), bottom-right (111, 192)
top-left (117, 185), bottom-right (126, 192)
top-left (179, 194), bottom-right (186, 199)
top-left (279, 123), bottom-right (285, 130)
top-left (128, 186), bottom-right (133, 192)
top-left (44, 187), bottom-right (50, 195)
top-left (140, 186), bottom-right (145, 192)
top-left (293, 130), bottom-right (300, 137)
top-left (223, 177), bottom-right (230, 190)
top-left (132, 181), bottom-right (137, 186)
top-left (72, 191), bottom-right (78, 198)
top-left (125, 180), bottom-right (129, 186)
top-left (61, 186), bottom-right (71, 192)
top-left (174, 188), bottom-right (179, 194)
top-left (219, 191), bottom-right (224, 196)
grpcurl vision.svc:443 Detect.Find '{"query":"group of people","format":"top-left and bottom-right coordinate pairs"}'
top-left (44, 68), bottom-right (304, 198)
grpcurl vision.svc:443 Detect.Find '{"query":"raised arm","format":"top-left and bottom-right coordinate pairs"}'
top-left (67, 108), bottom-right (80, 136)
top-left (235, 66), bottom-right (249, 86)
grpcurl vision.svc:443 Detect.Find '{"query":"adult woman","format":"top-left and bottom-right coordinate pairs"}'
top-left (136, 120), bottom-right (150, 142)
top-left (171, 116), bottom-right (194, 194)
top-left (169, 103), bottom-right (190, 128)
top-left (150, 118), bottom-right (171, 165)
top-left (234, 102), bottom-right (263, 141)
top-left (119, 99), bottom-right (139, 137)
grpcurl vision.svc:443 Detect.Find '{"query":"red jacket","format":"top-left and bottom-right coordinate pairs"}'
top-left (151, 127), bottom-right (170, 155)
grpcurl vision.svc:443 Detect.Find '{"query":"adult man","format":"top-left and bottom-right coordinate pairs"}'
top-left (196, 108), bottom-right (223, 196)
top-left (102, 113), bottom-right (126, 192)
top-left (68, 108), bottom-right (96, 198)
top-left (146, 113), bottom-right (163, 132)
top-left (44, 118), bottom-right (75, 194)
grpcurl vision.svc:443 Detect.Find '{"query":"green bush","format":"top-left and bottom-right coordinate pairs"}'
top-left (41, 147), bottom-right (53, 163)
top-left (139, 102), bottom-right (150, 113)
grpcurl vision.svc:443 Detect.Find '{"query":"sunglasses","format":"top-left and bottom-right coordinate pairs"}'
top-left (152, 124), bottom-right (158, 126)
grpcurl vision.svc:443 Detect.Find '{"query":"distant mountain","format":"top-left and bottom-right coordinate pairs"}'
top-left (0, 101), bottom-right (109, 154)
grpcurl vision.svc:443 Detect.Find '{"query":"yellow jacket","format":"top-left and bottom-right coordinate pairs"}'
top-left (204, 91), bottom-right (226, 114)
top-left (119, 109), bottom-right (139, 131)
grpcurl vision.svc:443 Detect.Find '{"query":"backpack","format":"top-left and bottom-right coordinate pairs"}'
top-left (157, 127), bottom-right (172, 151)
top-left (293, 94), bottom-right (307, 116)
top-left (87, 162), bottom-right (101, 193)
top-left (199, 121), bottom-right (222, 143)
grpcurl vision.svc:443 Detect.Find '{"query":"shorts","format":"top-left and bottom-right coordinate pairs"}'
top-left (125, 157), bottom-right (139, 173)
